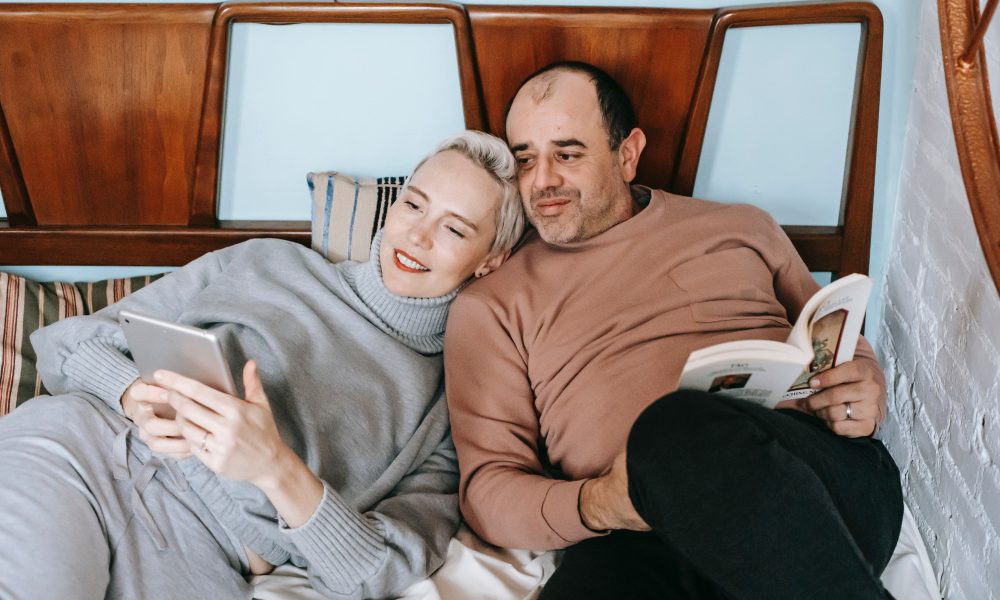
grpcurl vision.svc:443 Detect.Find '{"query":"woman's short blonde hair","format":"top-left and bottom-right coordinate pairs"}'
top-left (409, 130), bottom-right (525, 257)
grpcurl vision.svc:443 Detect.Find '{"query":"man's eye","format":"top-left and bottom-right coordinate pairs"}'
top-left (558, 153), bottom-right (579, 162)
top-left (516, 156), bottom-right (533, 167)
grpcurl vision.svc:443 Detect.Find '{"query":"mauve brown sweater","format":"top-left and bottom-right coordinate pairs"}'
top-left (444, 188), bottom-right (879, 550)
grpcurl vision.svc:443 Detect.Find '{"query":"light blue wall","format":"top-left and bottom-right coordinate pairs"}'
top-left (218, 23), bottom-right (466, 220)
top-left (1, 0), bottom-right (922, 343)
top-left (694, 24), bottom-right (859, 227)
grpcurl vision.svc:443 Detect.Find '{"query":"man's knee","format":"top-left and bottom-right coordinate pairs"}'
top-left (626, 390), bottom-right (777, 495)
top-left (629, 390), bottom-right (756, 454)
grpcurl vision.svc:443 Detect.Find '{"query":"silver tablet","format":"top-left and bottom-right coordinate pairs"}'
top-left (119, 310), bottom-right (237, 397)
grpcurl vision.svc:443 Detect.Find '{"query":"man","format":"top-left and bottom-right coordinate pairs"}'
top-left (444, 61), bottom-right (902, 599)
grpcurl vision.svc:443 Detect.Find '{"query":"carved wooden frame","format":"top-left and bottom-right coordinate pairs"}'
top-left (192, 2), bottom-right (485, 226)
top-left (0, 2), bottom-right (883, 276)
top-left (938, 0), bottom-right (1000, 295)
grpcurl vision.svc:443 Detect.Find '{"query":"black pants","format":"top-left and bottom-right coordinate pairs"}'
top-left (540, 390), bottom-right (903, 600)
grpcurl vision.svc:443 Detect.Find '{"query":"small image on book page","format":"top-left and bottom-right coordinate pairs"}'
top-left (787, 309), bottom-right (848, 390)
top-left (708, 373), bottom-right (752, 394)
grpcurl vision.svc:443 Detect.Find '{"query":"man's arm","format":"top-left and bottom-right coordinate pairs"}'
top-left (445, 293), bottom-right (607, 550)
top-left (579, 452), bottom-right (650, 531)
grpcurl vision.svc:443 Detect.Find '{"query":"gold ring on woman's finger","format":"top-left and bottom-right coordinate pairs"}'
top-left (197, 430), bottom-right (211, 453)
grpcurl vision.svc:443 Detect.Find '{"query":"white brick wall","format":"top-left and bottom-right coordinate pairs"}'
top-left (878, 0), bottom-right (1000, 598)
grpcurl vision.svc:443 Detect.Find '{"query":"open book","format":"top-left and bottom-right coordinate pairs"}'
top-left (676, 273), bottom-right (872, 408)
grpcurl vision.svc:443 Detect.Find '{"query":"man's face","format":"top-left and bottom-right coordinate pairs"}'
top-left (379, 150), bottom-right (501, 298)
top-left (506, 71), bottom-right (632, 245)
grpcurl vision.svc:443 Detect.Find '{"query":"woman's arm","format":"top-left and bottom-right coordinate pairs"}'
top-left (159, 364), bottom-right (459, 600)
top-left (29, 249), bottom-right (227, 414)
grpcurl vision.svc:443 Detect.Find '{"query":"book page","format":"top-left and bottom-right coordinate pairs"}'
top-left (782, 274), bottom-right (871, 400)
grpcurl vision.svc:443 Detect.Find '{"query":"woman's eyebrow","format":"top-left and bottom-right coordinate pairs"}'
top-left (407, 185), bottom-right (479, 231)
top-left (406, 185), bottom-right (431, 202)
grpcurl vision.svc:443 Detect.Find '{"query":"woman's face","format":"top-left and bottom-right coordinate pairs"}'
top-left (380, 150), bottom-right (504, 298)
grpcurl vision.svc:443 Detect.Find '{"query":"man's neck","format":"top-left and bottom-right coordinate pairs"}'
top-left (630, 184), bottom-right (651, 216)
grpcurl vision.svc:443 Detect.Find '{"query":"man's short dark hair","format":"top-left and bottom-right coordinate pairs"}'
top-left (505, 61), bottom-right (637, 150)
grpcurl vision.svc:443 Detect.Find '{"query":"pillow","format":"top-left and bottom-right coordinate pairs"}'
top-left (308, 172), bottom-right (407, 263)
top-left (0, 272), bottom-right (163, 416)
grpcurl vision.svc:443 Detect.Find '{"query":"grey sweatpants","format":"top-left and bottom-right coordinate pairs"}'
top-left (0, 394), bottom-right (253, 599)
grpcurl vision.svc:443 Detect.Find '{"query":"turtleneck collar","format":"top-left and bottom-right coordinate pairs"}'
top-left (340, 230), bottom-right (460, 355)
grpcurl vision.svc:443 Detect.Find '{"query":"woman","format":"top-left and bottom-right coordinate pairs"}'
top-left (0, 131), bottom-right (525, 599)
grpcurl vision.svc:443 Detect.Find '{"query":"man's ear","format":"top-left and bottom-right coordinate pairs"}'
top-left (474, 249), bottom-right (512, 278)
top-left (617, 127), bottom-right (647, 183)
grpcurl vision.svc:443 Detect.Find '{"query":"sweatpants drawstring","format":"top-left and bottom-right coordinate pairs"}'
top-left (111, 425), bottom-right (188, 551)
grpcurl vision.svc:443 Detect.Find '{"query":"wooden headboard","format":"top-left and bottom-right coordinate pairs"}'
top-left (0, 1), bottom-right (882, 277)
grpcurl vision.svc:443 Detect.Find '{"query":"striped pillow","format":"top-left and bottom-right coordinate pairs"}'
top-left (0, 272), bottom-right (163, 416)
top-left (308, 172), bottom-right (407, 263)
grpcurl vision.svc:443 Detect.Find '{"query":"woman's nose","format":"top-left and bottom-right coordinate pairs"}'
top-left (407, 219), bottom-right (433, 248)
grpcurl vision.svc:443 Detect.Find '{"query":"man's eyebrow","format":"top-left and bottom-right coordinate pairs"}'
top-left (554, 138), bottom-right (587, 149)
top-left (406, 185), bottom-right (479, 231)
top-left (510, 138), bottom-right (587, 153)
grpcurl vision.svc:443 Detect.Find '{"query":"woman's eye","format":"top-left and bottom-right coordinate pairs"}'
top-left (447, 226), bottom-right (466, 239)
top-left (404, 200), bottom-right (420, 211)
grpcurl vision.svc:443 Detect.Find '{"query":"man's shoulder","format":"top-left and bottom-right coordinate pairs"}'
top-left (460, 230), bottom-right (551, 297)
top-left (651, 188), bottom-right (774, 222)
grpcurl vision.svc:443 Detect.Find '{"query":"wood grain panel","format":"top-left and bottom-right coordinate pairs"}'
top-left (0, 221), bottom-right (310, 266)
top-left (0, 219), bottom-right (833, 269)
top-left (468, 6), bottom-right (715, 193)
top-left (0, 101), bottom-right (33, 226)
top-left (192, 2), bottom-right (483, 224)
top-left (0, 4), bottom-right (214, 226)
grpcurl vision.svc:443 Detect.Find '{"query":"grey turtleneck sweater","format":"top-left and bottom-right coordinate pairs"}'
top-left (30, 232), bottom-right (459, 599)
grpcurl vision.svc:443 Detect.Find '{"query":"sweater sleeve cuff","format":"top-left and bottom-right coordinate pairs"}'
top-left (281, 481), bottom-right (387, 589)
top-left (62, 338), bottom-right (140, 414)
top-left (541, 479), bottom-right (606, 544)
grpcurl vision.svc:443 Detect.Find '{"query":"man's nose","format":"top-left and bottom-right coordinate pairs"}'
top-left (531, 157), bottom-right (562, 192)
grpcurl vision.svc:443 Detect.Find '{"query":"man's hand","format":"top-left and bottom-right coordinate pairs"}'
top-left (799, 358), bottom-right (886, 437)
top-left (121, 379), bottom-right (192, 459)
top-left (579, 452), bottom-right (650, 532)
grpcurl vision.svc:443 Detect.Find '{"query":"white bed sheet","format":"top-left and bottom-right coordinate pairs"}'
top-left (252, 503), bottom-right (940, 600)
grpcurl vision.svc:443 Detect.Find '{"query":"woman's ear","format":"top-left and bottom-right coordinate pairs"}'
top-left (474, 249), bottom-right (511, 278)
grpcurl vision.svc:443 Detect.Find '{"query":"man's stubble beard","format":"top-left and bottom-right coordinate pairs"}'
top-left (528, 179), bottom-right (625, 246)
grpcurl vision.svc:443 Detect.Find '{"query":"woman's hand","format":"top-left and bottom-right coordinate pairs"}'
top-left (156, 360), bottom-right (289, 488)
top-left (121, 379), bottom-right (192, 459)
top-left (158, 361), bottom-right (325, 529)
